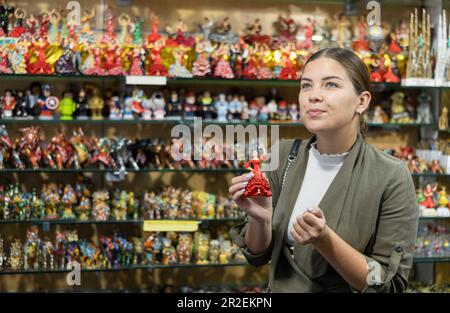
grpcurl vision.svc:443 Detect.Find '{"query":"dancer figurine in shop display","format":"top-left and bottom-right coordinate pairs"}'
top-left (243, 147), bottom-right (272, 197)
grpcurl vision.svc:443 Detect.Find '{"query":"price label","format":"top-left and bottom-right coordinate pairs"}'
top-left (143, 220), bottom-right (200, 232)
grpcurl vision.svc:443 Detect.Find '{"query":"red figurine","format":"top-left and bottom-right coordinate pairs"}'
top-left (129, 47), bottom-right (144, 76)
top-left (48, 133), bottom-right (74, 170)
top-left (422, 184), bottom-right (437, 209)
top-left (243, 148), bottom-right (272, 197)
top-left (28, 38), bottom-right (52, 74)
top-left (146, 13), bottom-right (161, 44)
top-left (83, 46), bottom-right (106, 76)
top-left (108, 46), bottom-right (127, 76)
top-left (147, 38), bottom-right (168, 76)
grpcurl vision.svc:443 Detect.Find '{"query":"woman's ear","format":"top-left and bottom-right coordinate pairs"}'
top-left (357, 91), bottom-right (371, 114)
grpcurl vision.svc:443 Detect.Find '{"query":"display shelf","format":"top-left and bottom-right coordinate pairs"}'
top-left (0, 218), bottom-right (245, 225)
top-left (413, 257), bottom-right (450, 263)
top-left (0, 73), bottom-right (448, 89)
top-left (0, 167), bottom-right (247, 173)
top-left (419, 216), bottom-right (450, 221)
top-left (0, 262), bottom-right (250, 275)
top-left (0, 118), bottom-right (439, 129)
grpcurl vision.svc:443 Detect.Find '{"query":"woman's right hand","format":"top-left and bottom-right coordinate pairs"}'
top-left (229, 172), bottom-right (273, 222)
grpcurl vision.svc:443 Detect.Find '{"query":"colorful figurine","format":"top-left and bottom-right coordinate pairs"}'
top-left (1, 89), bottom-right (16, 117)
top-left (59, 90), bottom-right (76, 120)
top-left (243, 148), bottom-right (272, 197)
top-left (436, 187), bottom-right (449, 217)
top-left (37, 84), bottom-right (59, 119)
top-left (416, 92), bottom-right (433, 124)
top-left (390, 92), bottom-right (412, 123)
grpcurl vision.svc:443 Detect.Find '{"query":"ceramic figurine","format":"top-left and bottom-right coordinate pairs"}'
top-left (243, 148), bottom-right (272, 197)
top-left (59, 90), bottom-right (76, 120)
top-left (416, 92), bottom-right (433, 124)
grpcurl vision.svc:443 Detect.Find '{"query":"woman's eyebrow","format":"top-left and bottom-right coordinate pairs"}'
top-left (322, 76), bottom-right (343, 81)
top-left (300, 76), bottom-right (343, 82)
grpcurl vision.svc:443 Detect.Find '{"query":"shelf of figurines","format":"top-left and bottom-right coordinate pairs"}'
top-left (0, 118), bottom-right (441, 129)
top-left (2, 74), bottom-right (450, 89)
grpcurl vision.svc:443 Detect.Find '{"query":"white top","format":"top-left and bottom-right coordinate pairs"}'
top-left (285, 142), bottom-right (349, 246)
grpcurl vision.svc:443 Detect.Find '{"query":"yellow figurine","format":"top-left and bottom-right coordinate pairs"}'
top-left (88, 87), bottom-right (104, 120)
top-left (438, 106), bottom-right (448, 130)
top-left (436, 187), bottom-right (450, 217)
top-left (390, 91), bottom-right (413, 123)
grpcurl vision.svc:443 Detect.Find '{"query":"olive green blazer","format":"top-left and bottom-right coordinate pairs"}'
top-left (230, 134), bottom-right (420, 292)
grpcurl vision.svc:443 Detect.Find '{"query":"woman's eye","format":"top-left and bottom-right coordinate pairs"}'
top-left (301, 83), bottom-right (311, 89)
top-left (325, 81), bottom-right (339, 88)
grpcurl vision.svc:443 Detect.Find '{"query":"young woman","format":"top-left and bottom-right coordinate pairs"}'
top-left (229, 48), bottom-right (419, 293)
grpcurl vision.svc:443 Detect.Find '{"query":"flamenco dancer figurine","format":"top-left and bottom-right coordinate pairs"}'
top-left (243, 148), bottom-right (272, 197)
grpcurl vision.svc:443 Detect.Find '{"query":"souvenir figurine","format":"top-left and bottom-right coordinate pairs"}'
top-left (177, 233), bottom-right (192, 264)
top-left (77, 194), bottom-right (91, 221)
top-left (289, 102), bottom-right (299, 121)
top-left (41, 183), bottom-right (60, 219)
top-left (194, 232), bottom-right (210, 264)
top-left (192, 39), bottom-right (211, 77)
top-left (9, 42), bottom-right (27, 74)
top-left (88, 87), bottom-right (104, 120)
top-left (416, 92), bottom-right (433, 124)
top-left (28, 37), bottom-right (53, 75)
top-left (429, 159), bottom-right (445, 175)
top-left (59, 90), bottom-right (76, 120)
top-left (267, 99), bottom-right (278, 121)
top-left (390, 91), bottom-right (412, 123)
top-left (55, 39), bottom-right (76, 74)
top-left (243, 147), bottom-right (271, 197)
top-left (168, 46), bottom-right (193, 78)
top-left (208, 239), bottom-right (220, 264)
top-left (65, 230), bottom-right (80, 265)
top-left (124, 87), bottom-right (145, 118)
top-left (14, 126), bottom-right (43, 169)
top-left (144, 232), bottom-right (162, 264)
top-left (74, 88), bottom-right (90, 119)
top-left (0, 47), bottom-right (12, 74)
top-left (149, 91), bottom-right (166, 119)
top-left (278, 43), bottom-right (300, 80)
top-left (110, 137), bottom-right (139, 174)
top-left (83, 46), bottom-right (106, 76)
top-left (129, 46), bottom-right (145, 76)
top-left (131, 16), bottom-right (144, 46)
top-left (89, 137), bottom-right (115, 168)
top-left (219, 239), bottom-right (231, 264)
top-left (147, 38), bottom-right (168, 76)
top-left (213, 43), bottom-right (234, 79)
top-left (353, 15), bottom-right (369, 52)
top-left (1, 89), bottom-right (16, 118)
top-left (228, 94), bottom-right (242, 120)
top-left (0, 0), bottom-right (14, 35)
top-left (118, 13), bottom-right (132, 46)
top-left (421, 183), bottom-right (438, 217)
top-left (92, 190), bottom-right (110, 221)
top-left (166, 90), bottom-right (182, 119)
top-left (8, 238), bottom-right (23, 271)
top-left (436, 187), bottom-right (450, 217)
top-left (79, 8), bottom-right (95, 44)
top-left (102, 6), bottom-right (116, 43)
top-left (183, 91), bottom-right (197, 119)
top-left (111, 190), bottom-right (128, 221)
top-left (14, 90), bottom-right (31, 118)
top-left (23, 228), bottom-right (40, 270)
top-left (371, 105), bottom-right (389, 124)
top-left (48, 133), bottom-right (74, 170)
top-left (162, 236), bottom-right (177, 265)
top-left (277, 14), bottom-right (300, 42)
top-left (146, 12), bottom-right (161, 44)
top-left (438, 106), bottom-right (448, 130)
top-left (37, 84), bottom-right (59, 119)
top-left (70, 129), bottom-right (89, 169)
top-left (214, 93), bottom-right (228, 122)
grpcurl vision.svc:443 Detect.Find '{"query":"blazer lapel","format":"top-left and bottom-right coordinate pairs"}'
top-left (272, 138), bottom-right (313, 251)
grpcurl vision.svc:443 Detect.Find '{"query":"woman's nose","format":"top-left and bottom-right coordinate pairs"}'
top-left (308, 93), bottom-right (324, 103)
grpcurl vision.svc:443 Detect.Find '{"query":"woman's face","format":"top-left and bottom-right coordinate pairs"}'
top-left (298, 57), bottom-right (368, 135)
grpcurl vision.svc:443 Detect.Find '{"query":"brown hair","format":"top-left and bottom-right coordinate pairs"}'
top-left (303, 48), bottom-right (370, 137)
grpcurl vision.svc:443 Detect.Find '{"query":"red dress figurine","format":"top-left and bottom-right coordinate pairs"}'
top-left (243, 150), bottom-right (272, 197)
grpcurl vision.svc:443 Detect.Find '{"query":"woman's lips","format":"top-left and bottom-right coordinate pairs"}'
top-left (306, 109), bottom-right (326, 117)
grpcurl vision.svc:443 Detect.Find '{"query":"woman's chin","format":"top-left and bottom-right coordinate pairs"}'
top-left (303, 120), bottom-right (330, 133)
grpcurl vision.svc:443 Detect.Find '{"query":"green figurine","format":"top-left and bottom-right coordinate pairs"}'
top-left (133, 16), bottom-right (144, 45)
top-left (59, 90), bottom-right (76, 120)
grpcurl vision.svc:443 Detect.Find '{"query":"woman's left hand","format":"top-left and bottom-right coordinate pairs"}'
top-left (291, 206), bottom-right (329, 245)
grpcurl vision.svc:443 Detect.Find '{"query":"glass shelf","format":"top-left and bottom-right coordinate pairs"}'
top-left (0, 167), bottom-right (247, 173)
top-left (0, 118), bottom-right (439, 129)
top-left (413, 257), bottom-right (450, 263)
top-left (0, 218), bottom-right (245, 225)
top-left (0, 262), bottom-right (250, 275)
top-left (0, 73), bottom-right (448, 89)
top-left (419, 216), bottom-right (450, 221)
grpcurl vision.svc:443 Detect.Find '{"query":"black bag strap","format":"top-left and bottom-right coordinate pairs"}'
top-left (281, 139), bottom-right (301, 189)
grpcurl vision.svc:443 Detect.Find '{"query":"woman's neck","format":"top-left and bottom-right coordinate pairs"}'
top-left (315, 127), bottom-right (358, 155)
